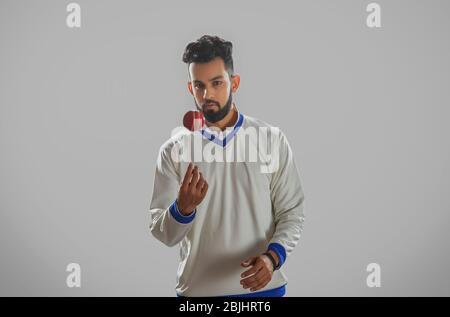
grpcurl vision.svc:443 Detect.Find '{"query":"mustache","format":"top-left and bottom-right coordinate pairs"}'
top-left (202, 100), bottom-right (220, 109)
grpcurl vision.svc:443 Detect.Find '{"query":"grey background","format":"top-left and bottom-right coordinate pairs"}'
top-left (1, 0), bottom-right (449, 296)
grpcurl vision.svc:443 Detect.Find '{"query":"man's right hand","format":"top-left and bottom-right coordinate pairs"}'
top-left (177, 162), bottom-right (209, 216)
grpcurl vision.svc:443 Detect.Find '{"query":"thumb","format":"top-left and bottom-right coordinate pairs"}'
top-left (241, 256), bottom-right (256, 267)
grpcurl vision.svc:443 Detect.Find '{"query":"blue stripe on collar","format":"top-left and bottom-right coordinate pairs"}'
top-left (199, 113), bottom-right (244, 147)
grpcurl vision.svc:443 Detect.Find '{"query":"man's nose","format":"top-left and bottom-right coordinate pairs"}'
top-left (203, 88), bottom-right (214, 101)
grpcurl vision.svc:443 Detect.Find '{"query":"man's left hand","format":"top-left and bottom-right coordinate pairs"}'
top-left (240, 253), bottom-right (275, 292)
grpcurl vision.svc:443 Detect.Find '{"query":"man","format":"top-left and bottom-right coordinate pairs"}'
top-left (149, 35), bottom-right (305, 297)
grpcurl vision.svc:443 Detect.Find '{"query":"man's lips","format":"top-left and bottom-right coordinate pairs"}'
top-left (204, 103), bottom-right (218, 110)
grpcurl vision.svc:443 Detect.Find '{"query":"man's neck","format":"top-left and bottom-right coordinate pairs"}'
top-left (205, 103), bottom-right (238, 132)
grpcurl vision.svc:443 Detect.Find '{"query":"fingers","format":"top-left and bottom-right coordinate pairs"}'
top-left (179, 163), bottom-right (209, 210)
top-left (181, 162), bottom-right (194, 190)
top-left (241, 257), bottom-right (256, 267)
top-left (177, 163), bottom-right (208, 215)
top-left (196, 171), bottom-right (205, 190)
top-left (200, 181), bottom-right (208, 197)
top-left (249, 277), bottom-right (270, 292)
top-left (240, 267), bottom-right (270, 291)
top-left (189, 166), bottom-right (200, 190)
top-left (182, 163), bottom-right (204, 189)
top-left (241, 261), bottom-right (263, 280)
top-left (240, 257), bottom-right (272, 291)
top-left (241, 259), bottom-right (260, 275)
top-left (196, 172), bottom-right (209, 197)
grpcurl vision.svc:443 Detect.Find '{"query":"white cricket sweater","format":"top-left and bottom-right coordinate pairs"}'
top-left (149, 109), bottom-right (305, 297)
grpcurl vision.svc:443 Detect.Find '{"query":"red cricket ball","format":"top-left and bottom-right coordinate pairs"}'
top-left (183, 110), bottom-right (205, 131)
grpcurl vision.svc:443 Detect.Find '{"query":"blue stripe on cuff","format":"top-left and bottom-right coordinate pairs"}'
top-left (267, 243), bottom-right (286, 268)
top-left (169, 200), bottom-right (196, 224)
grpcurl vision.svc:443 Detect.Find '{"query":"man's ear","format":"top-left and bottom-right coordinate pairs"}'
top-left (231, 74), bottom-right (241, 93)
top-left (187, 81), bottom-right (193, 95)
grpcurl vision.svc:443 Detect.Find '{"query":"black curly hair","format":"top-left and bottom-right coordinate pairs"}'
top-left (182, 35), bottom-right (234, 77)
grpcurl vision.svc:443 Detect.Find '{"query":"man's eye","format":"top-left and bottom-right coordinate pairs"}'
top-left (194, 84), bottom-right (204, 89)
top-left (213, 81), bottom-right (222, 86)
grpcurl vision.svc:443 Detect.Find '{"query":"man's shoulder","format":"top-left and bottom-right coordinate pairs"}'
top-left (241, 113), bottom-right (293, 153)
top-left (242, 113), bottom-right (287, 138)
top-left (242, 113), bottom-right (279, 129)
top-left (158, 127), bottom-right (193, 154)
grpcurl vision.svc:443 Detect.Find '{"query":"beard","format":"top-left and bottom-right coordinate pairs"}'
top-left (195, 90), bottom-right (233, 123)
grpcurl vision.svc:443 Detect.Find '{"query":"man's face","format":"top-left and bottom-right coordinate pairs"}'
top-left (188, 57), bottom-right (238, 123)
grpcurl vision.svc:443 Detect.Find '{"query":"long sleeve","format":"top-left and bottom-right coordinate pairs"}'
top-left (267, 130), bottom-right (305, 268)
top-left (149, 141), bottom-right (196, 247)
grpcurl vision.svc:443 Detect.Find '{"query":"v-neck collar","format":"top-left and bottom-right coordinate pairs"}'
top-left (198, 111), bottom-right (245, 147)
